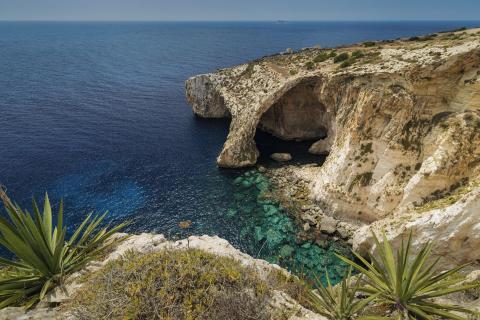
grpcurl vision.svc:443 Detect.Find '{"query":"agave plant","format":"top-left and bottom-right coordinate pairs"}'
top-left (308, 267), bottom-right (377, 320)
top-left (0, 189), bottom-right (127, 308)
top-left (337, 231), bottom-right (479, 319)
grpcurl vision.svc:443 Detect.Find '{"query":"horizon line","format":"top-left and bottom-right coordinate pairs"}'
top-left (0, 19), bottom-right (479, 23)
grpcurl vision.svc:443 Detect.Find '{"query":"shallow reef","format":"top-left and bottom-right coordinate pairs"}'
top-left (226, 169), bottom-right (353, 285)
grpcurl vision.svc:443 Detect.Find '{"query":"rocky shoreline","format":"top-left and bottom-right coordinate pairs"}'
top-left (186, 27), bottom-right (480, 269)
top-left (263, 164), bottom-right (360, 244)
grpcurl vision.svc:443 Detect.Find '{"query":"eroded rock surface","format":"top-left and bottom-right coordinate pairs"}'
top-left (186, 28), bottom-right (480, 266)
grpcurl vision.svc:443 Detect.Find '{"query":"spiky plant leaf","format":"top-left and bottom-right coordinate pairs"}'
top-left (337, 230), bottom-right (480, 319)
top-left (0, 191), bottom-right (127, 308)
top-left (308, 267), bottom-right (378, 319)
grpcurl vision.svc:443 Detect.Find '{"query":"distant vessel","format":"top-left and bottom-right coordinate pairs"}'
top-left (276, 20), bottom-right (288, 24)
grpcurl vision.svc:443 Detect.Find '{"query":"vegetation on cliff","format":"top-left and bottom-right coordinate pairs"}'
top-left (337, 232), bottom-right (480, 319)
top-left (308, 267), bottom-right (375, 320)
top-left (66, 248), bottom-right (310, 320)
top-left (0, 190), bottom-right (126, 308)
top-left (64, 230), bottom-right (480, 320)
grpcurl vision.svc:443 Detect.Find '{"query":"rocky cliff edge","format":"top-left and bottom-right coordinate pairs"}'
top-left (186, 28), bottom-right (480, 267)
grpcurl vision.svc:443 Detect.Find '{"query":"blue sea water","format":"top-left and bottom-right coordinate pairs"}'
top-left (0, 21), bottom-right (479, 277)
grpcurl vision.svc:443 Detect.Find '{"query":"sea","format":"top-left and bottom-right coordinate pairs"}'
top-left (1, 20), bottom-right (478, 280)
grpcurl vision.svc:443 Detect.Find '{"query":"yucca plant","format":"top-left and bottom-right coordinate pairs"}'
top-left (337, 231), bottom-right (480, 320)
top-left (0, 189), bottom-right (127, 308)
top-left (308, 267), bottom-right (377, 320)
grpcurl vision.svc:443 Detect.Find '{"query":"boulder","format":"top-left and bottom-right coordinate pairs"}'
top-left (320, 216), bottom-right (338, 234)
top-left (270, 153), bottom-right (292, 162)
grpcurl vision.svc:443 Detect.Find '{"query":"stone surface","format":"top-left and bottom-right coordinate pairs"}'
top-left (271, 152), bottom-right (293, 162)
top-left (0, 307), bottom-right (60, 320)
top-left (320, 216), bottom-right (338, 234)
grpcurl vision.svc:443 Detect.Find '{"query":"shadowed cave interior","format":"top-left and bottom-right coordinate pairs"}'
top-left (255, 79), bottom-right (329, 166)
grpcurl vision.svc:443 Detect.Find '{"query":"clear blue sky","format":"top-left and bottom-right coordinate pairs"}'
top-left (0, 0), bottom-right (478, 21)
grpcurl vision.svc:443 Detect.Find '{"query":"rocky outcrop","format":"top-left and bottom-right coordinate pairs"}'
top-left (186, 28), bottom-right (480, 266)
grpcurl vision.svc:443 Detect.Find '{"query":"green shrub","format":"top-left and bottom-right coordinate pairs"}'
top-left (333, 52), bottom-right (350, 63)
top-left (351, 50), bottom-right (364, 59)
top-left (67, 249), bottom-right (292, 320)
top-left (305, 61), bottom-right (315, 70)
top-left (313, 52), bottom-right (329, 63)
top-left (340, 60), bottom-right (353, 68)
top-left (363, 41), bottom-right (376, 47)
top-left (308, 267), bottom-right (375, 320)
top-left (289, 69), bottom-right (298, 75)
top-left (329, 51), bottom-right (338, 58)
top-left (0, 191), bottom-right (126, 308)
top-left (337, 231), bottom-right (480, 319)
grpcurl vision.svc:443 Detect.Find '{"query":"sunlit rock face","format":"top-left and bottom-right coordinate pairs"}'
top-left (186, 28), bottom-right (480, 266)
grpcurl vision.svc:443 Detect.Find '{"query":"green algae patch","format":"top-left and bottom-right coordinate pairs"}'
top-left (226, 170), bottom-right (354, 286)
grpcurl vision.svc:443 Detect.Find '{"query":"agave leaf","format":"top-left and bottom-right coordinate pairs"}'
top-left (380, 233), bottom-right (396, 287)
top-left (42, 194), bottom-right (53, 247)
top-left (67, 212), bottom-right (93, 246)
top-left (414, 304), bottom-right (468, 320)
top-left (404, 241), bottom-right (432, 294)
top-left (418, 299), bottom-right (479, 314)
top-left (417, 282), bottom-right (480, 299)
top-left (341, 231), bottom-right (479, 319)
top-left (31, 199), bottom-right (45, 233)
top-left (0, 193), bottom-right (126, 308)
top-left (39, 278), bottom-right (52, 300)
top-left (406, 303), bottom-right (435, 319)
top-left (339, 253), bottom-right (390, 295)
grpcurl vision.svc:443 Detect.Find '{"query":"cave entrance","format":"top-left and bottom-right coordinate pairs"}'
top-left (254, 130), bottom-right (328, 166)
top-left (255, 79), bottom-right (330, 166)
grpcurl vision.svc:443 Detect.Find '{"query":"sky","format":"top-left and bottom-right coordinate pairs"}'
top-left (0, 0), bottom-right (479, 21)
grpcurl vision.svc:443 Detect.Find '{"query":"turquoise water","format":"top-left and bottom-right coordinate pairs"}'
top-left (226, 169), bottom-right (352, 284)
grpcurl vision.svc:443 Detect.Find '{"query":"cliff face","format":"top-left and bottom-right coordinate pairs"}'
top-left (186, 28), bottom-right (480, 266)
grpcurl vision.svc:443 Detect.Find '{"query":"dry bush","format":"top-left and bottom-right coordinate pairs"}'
top-left (66, 249), bottom-right (303, 320)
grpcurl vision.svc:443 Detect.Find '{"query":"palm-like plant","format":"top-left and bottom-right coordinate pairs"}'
top-left (0, 189), bottom-right (127, 308)
top-left (337, 231), bottom-right (479, 319)
top-left (308, 267), bottom-right (376, 320)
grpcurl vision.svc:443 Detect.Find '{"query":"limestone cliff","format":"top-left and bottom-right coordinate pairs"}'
top-left (186, 28), bottom-right (480, 266)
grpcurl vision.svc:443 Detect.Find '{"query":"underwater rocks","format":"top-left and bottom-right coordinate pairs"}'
top-left (228, 169), bottom-right (354, 284)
